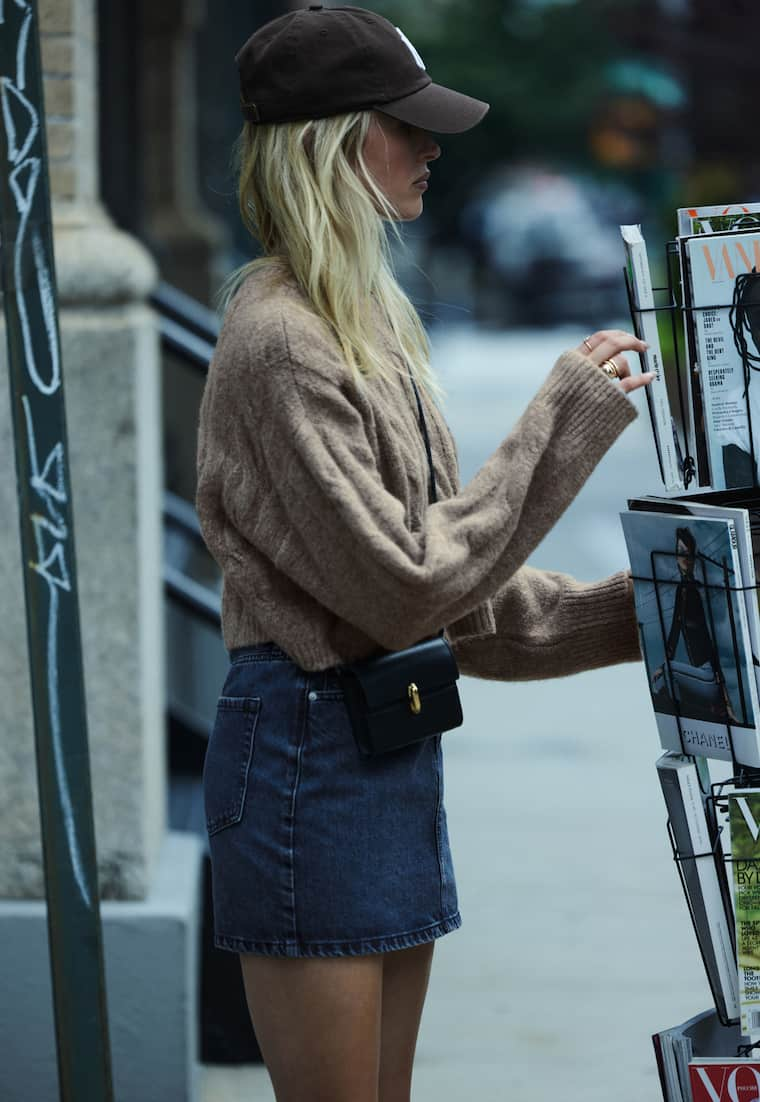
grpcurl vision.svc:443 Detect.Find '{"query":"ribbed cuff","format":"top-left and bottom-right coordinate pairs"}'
top-left (555, 568), bottom-right (642, 671)
top-left (539, 350), bottom-right (638, 464)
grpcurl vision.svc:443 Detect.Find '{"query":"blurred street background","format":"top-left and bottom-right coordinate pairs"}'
top-left (3, 0), bottom-right (760, 1099)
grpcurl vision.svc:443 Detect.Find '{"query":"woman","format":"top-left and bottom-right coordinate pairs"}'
top-left (651, 526), bottom-right (739, 724)
top-left (195, 6), bottom-right (654, 1101)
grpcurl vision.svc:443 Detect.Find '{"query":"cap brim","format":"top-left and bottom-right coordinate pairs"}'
top-left (375, 82), bottom-right (489, 134)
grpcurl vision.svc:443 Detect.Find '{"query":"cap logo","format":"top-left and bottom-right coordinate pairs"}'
top-left (395, 26), bottom-right (426, 71)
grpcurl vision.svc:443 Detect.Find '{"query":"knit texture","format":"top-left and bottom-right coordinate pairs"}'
top-left (196, 260), bottom-right (642, 675)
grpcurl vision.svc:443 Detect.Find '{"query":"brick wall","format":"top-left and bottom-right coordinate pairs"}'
top-left (39, 0), bottom-right (96, 204)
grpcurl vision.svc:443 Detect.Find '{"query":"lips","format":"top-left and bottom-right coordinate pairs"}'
top-left (413, 172), bottom-right (431, 185)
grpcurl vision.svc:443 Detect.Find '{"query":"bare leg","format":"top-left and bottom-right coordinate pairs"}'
top-left (378, 941), bottom-right (436, 1102)
top-left (239, 952), bottom-right (384, 1102)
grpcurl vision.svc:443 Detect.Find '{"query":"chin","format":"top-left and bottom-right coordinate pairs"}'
top-left (399, 200), bottom-right (424, 222)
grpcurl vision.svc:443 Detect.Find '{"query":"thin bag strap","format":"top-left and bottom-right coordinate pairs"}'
top-left (407, 371), bottom-right (437, 505)
top-left (408, 370), bottom-right (447, 644)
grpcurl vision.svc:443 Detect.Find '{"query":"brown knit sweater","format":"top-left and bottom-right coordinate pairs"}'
top-left (196, 260), bottom-right (642, 676)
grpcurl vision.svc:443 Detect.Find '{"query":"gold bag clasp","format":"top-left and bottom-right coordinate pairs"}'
top-left (407, 682), bottom-right (421, 715)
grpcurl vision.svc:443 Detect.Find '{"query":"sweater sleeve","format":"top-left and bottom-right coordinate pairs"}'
top-left (450, 565), bottom-right (642, 681)
top-left (219, 308), bottom-right (638, 652)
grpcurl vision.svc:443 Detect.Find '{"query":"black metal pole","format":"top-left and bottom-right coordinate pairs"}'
top-left (0, 4), bottom-right (114, 1100)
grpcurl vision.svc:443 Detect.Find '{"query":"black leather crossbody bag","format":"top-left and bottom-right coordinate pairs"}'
top-left (335, 370), bottom-right (463, 756)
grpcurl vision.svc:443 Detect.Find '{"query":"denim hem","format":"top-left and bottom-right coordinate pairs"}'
top-left (213, 911), bottom-right (462, 958)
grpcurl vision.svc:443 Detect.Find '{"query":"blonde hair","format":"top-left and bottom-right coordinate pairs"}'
top-left (216, 111), bottom-right (444, 403)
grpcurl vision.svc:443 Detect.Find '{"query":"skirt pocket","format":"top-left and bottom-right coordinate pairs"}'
top-left (203, 696), bottom-right (261, 836)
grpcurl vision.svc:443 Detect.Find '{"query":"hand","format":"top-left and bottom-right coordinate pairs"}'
top-left (576, 330), bottom-right (655, 395)
top-left (651, 665), bottom-right (664, 687)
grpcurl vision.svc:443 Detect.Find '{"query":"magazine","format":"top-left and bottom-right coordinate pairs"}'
top-left (683, 229), bottom-right (760, 489)
top-left (674, 237), bottom-right (709, 486)
top-left (689, 1058), bottom-right (760, 1101)
top-left (653, 1009), bottom-right (743, 1102)
top-left (629, 497), bottom-right (760, 697)
top-left (621, 225), bottom-right (683, 491)
top-left (620, 510), bottom-right (760, 765)
top-left (657, 752), bottom-right (739, 1025)
top-left (728, 790), bottom-right (760, 1041)
top-left (679, 203), bottom-right (760, 237)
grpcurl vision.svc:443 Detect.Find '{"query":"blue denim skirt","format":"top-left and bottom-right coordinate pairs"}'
top-left (203, 642), bottom-right (461, 957)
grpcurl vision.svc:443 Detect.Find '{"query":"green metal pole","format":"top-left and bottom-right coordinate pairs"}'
top-left (0, 4), bottom-right (114, 1100)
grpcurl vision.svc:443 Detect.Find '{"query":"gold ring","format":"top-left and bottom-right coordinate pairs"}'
top-left (583, 335), bottom-right (593, 352)
top-left (601, 358), bottom-right (620, 379)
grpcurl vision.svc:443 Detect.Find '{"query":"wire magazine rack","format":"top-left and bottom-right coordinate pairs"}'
top-left (667, 772), bottom-right (760, 1046)
top-left (633, 546), bottom-right (760, 1037)
top-left (624, 239), bottom-right (760, 495)
top-left (622, 230), bottom-right (760, 1087)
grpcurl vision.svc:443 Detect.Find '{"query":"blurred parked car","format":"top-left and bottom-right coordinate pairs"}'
top-left (461, 164), bottom-right (642, 327)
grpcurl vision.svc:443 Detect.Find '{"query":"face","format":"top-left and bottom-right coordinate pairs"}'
top-left (361, 111), bottom-right (441, 221)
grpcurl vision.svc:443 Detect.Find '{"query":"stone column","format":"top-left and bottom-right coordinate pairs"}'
top-left (0, 0), bottom-right (165, 902)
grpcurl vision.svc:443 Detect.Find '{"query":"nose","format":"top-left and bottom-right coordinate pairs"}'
top-left (419, 135), bottom-right (441, 165)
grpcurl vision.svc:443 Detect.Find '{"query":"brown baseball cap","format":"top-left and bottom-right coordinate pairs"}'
top-left (235, 4), bottom-right (489, 134)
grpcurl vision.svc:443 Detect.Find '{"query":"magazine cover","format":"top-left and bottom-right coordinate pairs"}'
top-left (620, 511), bottom-right (760, 765)
top-left (679, 203), bottom-right (760, 237)
top-left (684, 230), bottom-right (760, 489)
top-left (629, 497), bottom-right (760, 697)
top-left (655, 1008), bottom-right (744, 1102)
top-left (621, 225), bottom-right (683, 491)
top-left (657, 753), bottom-right (739, 1024)
top-left (728, 791), bottom-right (760, 1041)
top-left (689, 1059), bottom-right (760, 1101)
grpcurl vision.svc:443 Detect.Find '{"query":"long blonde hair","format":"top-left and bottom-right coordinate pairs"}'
top-left (216, 110), bottom-right (444, 403)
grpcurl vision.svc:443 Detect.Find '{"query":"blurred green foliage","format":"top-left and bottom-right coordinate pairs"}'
top-left (370, 0), bottom-right (639, 220)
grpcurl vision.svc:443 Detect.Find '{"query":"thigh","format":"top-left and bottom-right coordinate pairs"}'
top-left (239, 952), bottom-right (384, 1102)
top-left (379, 941), bottom-right (436, 1102)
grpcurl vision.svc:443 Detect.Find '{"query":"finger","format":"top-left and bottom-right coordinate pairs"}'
top-left (580, 329), bottom-right (645, 354)
top-left (590, 334), bottom-right (649, 364)
top-left (577, 332), bottom-right (602, 355)
top-left (619, 372), bottom-right (656, 394)
top-left (596, 352), bottom-right (631, 380)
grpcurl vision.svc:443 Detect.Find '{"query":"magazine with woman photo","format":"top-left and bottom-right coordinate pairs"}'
top-left (620, 511), bottom-right (760, 766)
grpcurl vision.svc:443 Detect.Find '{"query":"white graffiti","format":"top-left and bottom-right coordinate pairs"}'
top-left (1, 77), bottom-right (38, 162)
top-left (0, 0), bottom-right (25, 25)
top-left (32, 228), bottom-right (60, 390)
top-left (15, 7), bottom-right (31, 92)
top-left (3, 6), bottom-right (90, 908)
top-left (22, 394), bottom-right (66, 524)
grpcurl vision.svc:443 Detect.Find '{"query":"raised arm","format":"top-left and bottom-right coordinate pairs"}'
top-left (197, 302), bottom-right (639, 653)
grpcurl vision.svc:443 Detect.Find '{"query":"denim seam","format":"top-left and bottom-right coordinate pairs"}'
top-left (205, 699), bottom-right (260, 836)
top-left (231, 653), bottom-right (292, 665)
top-left (214, 912), bottom-right (462, 957)
top-left (433, 735), bottom-right (445, 916)
top-left (287, 684), bottom-right (309, 944)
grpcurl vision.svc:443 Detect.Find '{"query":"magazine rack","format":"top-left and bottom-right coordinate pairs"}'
top-left (622, 230), bottom-right (760, 1090)
top-left (668, 770), bottom-right (760, 1040)
top-left (632, 539), bottom-right (760, 1039)
top-left (624, 240), bottom-right (760, 495)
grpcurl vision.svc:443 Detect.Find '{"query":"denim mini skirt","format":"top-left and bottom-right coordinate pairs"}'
top-left (203, 642), bottom-right (461, 958)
